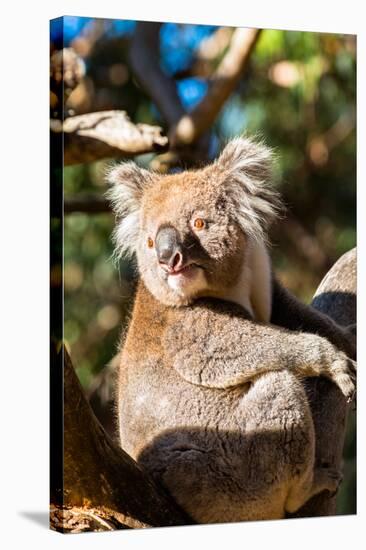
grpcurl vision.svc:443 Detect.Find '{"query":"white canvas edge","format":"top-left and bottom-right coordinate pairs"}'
top-left (1, 1), bottom-right (364, 549)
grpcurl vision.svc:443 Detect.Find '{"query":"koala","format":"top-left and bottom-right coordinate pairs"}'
top-left (107, 137), bottom-right (356, 523)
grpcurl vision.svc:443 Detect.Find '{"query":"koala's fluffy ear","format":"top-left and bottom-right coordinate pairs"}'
top-left (215, 137), bottom-right (283, 242)
top-left (106, 162), bottom-right (155, 259)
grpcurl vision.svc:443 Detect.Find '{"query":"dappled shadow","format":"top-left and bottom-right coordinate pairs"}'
top-left (135, 419), bottom-right (339, 524)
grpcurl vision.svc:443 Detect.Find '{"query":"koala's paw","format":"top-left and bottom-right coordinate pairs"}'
top-left (328, 355), bottom-right (356, 403)
top-left (313, 466), bottom-right (343, 497)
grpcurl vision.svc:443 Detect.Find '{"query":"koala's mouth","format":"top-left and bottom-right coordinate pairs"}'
top-left (165, 263), bottom-right (201, 277)
top-left (160, 262), bottom-right (205, 292)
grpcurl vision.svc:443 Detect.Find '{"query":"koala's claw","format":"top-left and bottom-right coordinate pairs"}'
top-left (312, 465), bottom-right (343, 498)
top-left (329, 357), bottom-right (357, 402)
top-left (324, 468), bottom-right (343, 497)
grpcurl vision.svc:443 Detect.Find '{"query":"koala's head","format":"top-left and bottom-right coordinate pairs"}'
top-left (107, 137), bottom-right (281, 307)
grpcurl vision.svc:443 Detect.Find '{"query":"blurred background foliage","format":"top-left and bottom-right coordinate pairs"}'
top-left (52, 17), bottom-right (356, 515)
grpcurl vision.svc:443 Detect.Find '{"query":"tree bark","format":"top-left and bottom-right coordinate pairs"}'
top-left (50, 345), bottom-right (193, 532)
top-left (289, 247), bottom-right (356, 518)
top-left (51, 110), bottom-right (169, 165)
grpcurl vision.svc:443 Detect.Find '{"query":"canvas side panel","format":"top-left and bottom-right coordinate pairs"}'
top-left (50, 16), bottom-right (65, 533)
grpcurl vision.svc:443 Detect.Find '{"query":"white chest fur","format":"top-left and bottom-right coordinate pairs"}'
top-left (223, 238), bottom-right (272, 322)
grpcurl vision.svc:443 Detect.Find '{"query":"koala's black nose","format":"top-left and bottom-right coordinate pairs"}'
top-left (155, 226), bottom-right (183, 271)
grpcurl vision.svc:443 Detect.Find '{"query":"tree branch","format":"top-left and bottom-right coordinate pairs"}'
top-left (51, 110), bottom-right (169, 165)
top-left (50, 345), bottom-right (193, 532)
top-left (64, 194), bottom-right (109, 214)
top-left (171, 28), bottom-right (261, 147)
top-left (290, 248), bottom-right (356, 518)
top-left (128, 22), bottom-right (212, 168)
top-left (129, 22), bottom-right (186, 128)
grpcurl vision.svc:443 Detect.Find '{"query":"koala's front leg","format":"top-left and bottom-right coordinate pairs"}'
top-left (164, 299), bottom-right (356, 402)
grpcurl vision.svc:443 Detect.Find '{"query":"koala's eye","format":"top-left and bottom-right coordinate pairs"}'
top-left (193, 218), bottom-right (205, 230)
top-left (147, 237), bottom-right (154, 248)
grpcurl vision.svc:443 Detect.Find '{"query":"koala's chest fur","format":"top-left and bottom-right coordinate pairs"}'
top-left (222, 238), bottom-right (273, 322)
top-left (117, 285), bottom-right (314, 523)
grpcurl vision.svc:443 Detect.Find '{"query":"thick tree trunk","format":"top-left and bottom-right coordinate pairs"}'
top-left (290, 248), bottom-right (356, 518)
top-left (50, 345), bottom-right (193, 532)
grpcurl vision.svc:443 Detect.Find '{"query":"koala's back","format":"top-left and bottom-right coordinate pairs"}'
top-left (117, 284), bottom-right (315, 523)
